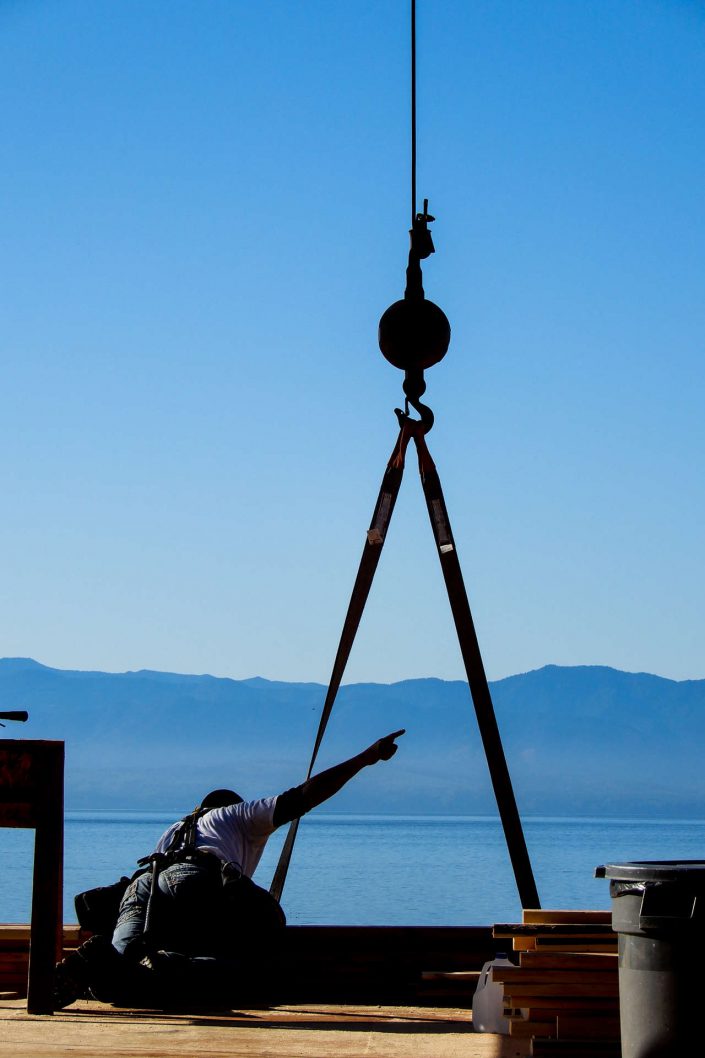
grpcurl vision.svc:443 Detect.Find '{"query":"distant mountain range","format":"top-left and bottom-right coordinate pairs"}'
top-left (1, 657), bottom-right (704, 816)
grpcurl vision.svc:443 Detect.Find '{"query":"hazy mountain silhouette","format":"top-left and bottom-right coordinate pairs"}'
top-left (1, 657), bottom-right (703, 816)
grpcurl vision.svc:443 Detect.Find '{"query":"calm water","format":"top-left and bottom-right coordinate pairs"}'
top-left (3, 813), bottom-right (705, 926)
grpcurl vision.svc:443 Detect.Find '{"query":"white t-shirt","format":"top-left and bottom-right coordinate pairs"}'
top-left (155, 796), bottom-right (278, 879)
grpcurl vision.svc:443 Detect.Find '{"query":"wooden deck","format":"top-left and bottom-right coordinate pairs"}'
top-left (0, 918), bottom-right (621, 1056)
top-left (0, 996), bottom-right (529, 1058)
top-left (0, 922), bottom-right (530, 1057)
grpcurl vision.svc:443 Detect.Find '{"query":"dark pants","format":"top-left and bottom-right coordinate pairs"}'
top-left (110, 860), bottom-right (285, 1006)
top-left (113, 861), bottom-right (224, 957)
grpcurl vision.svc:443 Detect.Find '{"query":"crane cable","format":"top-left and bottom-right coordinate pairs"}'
top-left (411, 0), bottom-right (417, 224)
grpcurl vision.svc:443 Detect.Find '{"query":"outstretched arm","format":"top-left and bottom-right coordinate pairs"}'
top-left (272, 730), bottom-right (405, 826)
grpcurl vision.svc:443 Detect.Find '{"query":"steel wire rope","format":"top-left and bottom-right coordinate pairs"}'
top-left (411, 0), bottom-right (417, 223)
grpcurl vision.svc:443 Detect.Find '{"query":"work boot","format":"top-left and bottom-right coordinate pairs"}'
top-left (54, 934), bottom-right (147, 1009)
top-left (53, 935), bottom-right (119, 1009)
top-left (53, 950), bottom-right (91, 1009)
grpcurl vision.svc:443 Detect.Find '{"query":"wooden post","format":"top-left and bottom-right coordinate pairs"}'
top-left (0, 739), bottom-right (65, 1014)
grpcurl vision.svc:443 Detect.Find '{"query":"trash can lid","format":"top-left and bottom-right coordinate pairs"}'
top-left (596, 860), bottom-right (705, 881)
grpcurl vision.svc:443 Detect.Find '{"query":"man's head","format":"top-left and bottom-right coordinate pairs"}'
top-left (199, 788), bottom-right (244, 810)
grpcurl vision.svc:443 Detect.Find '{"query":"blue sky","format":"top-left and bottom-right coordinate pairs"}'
top-left (1, 0), bottom-right (703, 684)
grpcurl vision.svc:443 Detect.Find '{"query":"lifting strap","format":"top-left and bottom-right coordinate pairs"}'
top-left (269, 424), bottom-right (410, 902)
top-left (414, 431), bottom-right (539, 909)
top-left (270, 419), bottom-right (540, 910)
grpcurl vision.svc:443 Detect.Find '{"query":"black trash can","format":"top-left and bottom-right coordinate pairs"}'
top-left (595, 860), bottom-right (705, 1058)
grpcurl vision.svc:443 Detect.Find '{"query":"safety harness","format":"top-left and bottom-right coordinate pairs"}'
top-left (137, 808), bottom-right (218, 942)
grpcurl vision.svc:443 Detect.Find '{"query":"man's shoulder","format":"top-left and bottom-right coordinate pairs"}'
top-left (211, 795), bottom-right (277, 824)
top-left (154, 819), bottom-right (182, 852)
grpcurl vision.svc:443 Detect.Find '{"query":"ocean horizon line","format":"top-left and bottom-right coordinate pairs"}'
top-left (64, 809), bottom-right (705, 826)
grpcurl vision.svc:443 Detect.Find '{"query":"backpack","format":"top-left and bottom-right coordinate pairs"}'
top-left (74, 876), bottom-right (133, 935)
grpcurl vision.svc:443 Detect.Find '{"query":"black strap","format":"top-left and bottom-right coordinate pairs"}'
top-left (269, 426), bottom-right (411, 902)
top-left (142, 855), bottom-right (163, 942)
top-left (178, 812), bottom-right (200, 854)
top-left (137, 807), bottom-right (209, 871)
top-left (413, 431), bottom-right (540, 909)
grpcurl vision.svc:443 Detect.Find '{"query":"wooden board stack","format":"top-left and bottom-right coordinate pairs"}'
top-left (491, 910), bottom-right (620, 1057)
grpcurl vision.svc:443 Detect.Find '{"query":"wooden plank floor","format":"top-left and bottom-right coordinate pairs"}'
top-left (0, 996), bottom-right (530, 1058)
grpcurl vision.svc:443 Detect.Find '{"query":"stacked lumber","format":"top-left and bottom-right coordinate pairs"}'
top-left (492, 910), bottom-right (620, 1057)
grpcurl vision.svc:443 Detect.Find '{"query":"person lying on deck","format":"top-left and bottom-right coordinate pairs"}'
top-left (53, 728), bottom-right (405, 1010)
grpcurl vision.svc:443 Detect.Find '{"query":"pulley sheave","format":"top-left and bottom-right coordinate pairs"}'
top-left (378, 296), bottom-right (449, 374)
